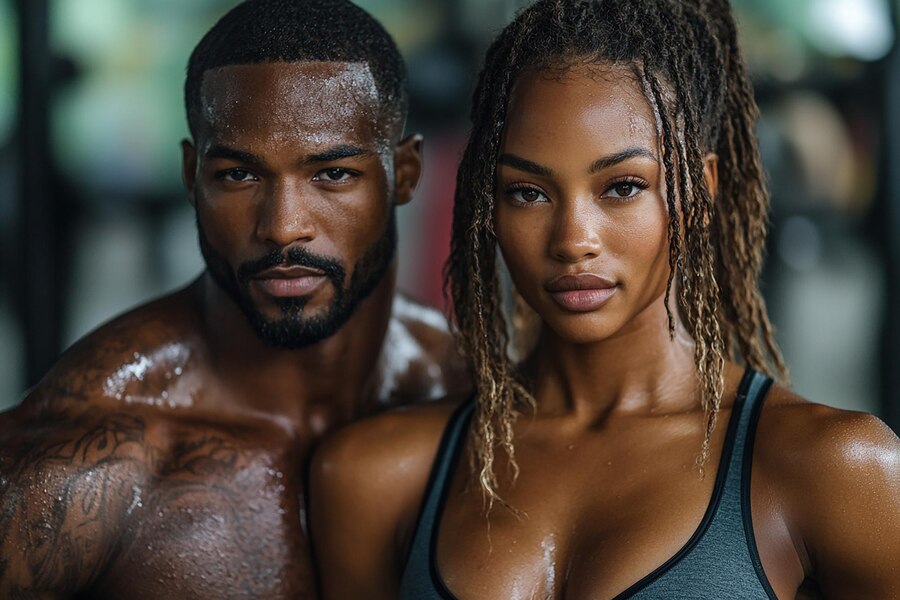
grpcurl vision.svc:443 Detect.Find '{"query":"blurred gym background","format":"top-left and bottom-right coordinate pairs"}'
top-left (0, 0), bottom-right (898, 433)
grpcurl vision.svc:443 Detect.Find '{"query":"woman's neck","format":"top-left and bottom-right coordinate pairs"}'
top-left (528, 297), bottom-right (700, 421)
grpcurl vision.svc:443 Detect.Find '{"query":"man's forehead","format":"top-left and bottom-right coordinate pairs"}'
top-left (202, 61), bottom-right (378, 102)
top-left (198, 61), bottom-right (383, 142)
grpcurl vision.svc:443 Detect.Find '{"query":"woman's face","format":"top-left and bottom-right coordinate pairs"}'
top-left (495, 64), bottom-right (673, 344)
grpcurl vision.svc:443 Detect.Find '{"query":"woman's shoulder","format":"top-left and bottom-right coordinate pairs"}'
top-left (754, 384), bottom-right (899, 593)
top-left (309, 396), bottom-right (469, 530)
top-left (313, 397), bottom-right (467, 487)
top-left (756, 384), bottom-right (899, 479)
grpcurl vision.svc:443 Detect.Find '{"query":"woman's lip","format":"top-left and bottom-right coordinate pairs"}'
top-left (549, 287), bottom-right (618, 312)
top-left (545, 273), bottom-right (617, 292)
top-left (252, 275), bottom-right (327, 298)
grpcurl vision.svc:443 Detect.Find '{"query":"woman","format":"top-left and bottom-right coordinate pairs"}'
top-left (310, 0), bottom-right (900, 598)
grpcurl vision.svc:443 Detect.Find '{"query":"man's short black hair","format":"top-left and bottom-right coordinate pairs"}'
top-left (185, 0), bottom-right (408, 141)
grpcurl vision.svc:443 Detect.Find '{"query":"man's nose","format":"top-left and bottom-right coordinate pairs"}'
top-left (549, 198), bottom-right (602, 263)
top-left (256, 179), bottom-right (317, 247)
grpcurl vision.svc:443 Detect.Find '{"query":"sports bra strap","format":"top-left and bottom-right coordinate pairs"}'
top-left (399, 400), bottom-right (475, 597)
top-left (726, 369), bottom-right (773, 499)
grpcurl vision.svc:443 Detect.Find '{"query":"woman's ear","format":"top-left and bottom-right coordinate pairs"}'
top-left (703, 152), bottom-right (719, 203)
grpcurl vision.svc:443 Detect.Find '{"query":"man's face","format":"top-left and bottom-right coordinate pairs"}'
top-left (183, 61), bottom-right (419, 348)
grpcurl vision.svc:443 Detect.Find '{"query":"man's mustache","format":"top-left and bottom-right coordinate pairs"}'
top-left (237, 247), bottom-right (346, 283)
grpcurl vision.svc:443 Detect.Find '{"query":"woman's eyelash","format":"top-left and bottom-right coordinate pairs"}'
top-left (505, 185), bottom-right (548, 204)
top-left (604, 177), bottom-right (649, 199)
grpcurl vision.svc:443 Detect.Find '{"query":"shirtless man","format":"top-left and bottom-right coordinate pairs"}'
top-left (0, 1), bottom-right (466, 597)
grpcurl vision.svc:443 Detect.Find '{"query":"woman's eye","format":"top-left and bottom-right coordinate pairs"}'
top-left (509, 187), bottom-right (548, 204)
top-left (314, 168), bottom-right (355, 183)
top-left (220, 168), bottom-right (258, 183)
top-left (605, 182), bottom-right (643, 199)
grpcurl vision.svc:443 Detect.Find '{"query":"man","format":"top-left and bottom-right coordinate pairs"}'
top-left (0, 1), bottom-right (466, 597)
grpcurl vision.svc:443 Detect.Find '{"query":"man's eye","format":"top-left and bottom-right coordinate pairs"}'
top-left (314, 168), bottom-right (355, 183)
top-left (218, 168), bottom-right (258, 183)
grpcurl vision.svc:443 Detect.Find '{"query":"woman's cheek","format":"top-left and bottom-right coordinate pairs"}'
top-left (607, 199), bottom-right (668, 258)
top-left (496, 215), bottom-right (546, 299)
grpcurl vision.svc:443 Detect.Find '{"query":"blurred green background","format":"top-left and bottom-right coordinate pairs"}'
top-left (1, 0), bottom-right (898, 432)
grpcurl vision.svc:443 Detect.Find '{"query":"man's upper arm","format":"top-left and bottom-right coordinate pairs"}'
top-left (0, 404), bottom-right (148, 597)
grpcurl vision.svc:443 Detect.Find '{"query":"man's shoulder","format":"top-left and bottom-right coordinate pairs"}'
top-left (391, 295), bottom-right (452, 347)
top-left (24, 285), bottom-right (202, 411)
top-left (0, 283), bottom-right (204, 480)
top-left (383, 296), bottom-right (470, 403)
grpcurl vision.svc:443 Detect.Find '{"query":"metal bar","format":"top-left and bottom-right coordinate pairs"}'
top-left (882, 1), bottom-right (900, 433)
top-left (15, 0), bottom-right (60, 387)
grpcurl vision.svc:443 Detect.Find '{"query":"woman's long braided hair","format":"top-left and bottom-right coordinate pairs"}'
top-left (445, 0), bottom-right (787, 510)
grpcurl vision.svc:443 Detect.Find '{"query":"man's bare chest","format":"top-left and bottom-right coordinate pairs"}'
top-left (90, 420), bottom-right (316, 599)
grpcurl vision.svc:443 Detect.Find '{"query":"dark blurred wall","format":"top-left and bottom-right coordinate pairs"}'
top-left (0, 0), bottom-right (897, 432)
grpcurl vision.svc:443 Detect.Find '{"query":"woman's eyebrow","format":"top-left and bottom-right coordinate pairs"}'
top-left (499, 147), bottom-right (658, 177)
top-left (590, 147), bottom-right (658, 172)
top-left (498, 154), bottom-right (553, 177)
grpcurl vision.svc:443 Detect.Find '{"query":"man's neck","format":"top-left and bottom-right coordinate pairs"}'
top-left (192, 269), bottom-right (395, 430)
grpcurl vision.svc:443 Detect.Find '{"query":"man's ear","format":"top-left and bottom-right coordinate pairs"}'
top-left (393, 133), bottom-right (423, 206)
top-left (703, 152), bottom-right (719, 203)
top-left (181, 139), bottom-right (198, 206)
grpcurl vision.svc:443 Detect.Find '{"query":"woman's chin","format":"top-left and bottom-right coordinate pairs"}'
top-left (540, 314), bottom-right (624, 346)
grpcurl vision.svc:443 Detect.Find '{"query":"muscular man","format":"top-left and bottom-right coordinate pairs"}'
top-left (0, 1), bottom-right (465, 597)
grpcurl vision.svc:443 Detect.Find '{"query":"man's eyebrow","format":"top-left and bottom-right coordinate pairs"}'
top-left (498, 154), bottom-right (553, 177)
top-left (590, 147), bottom-right (658, 172)
top-left (303, 144), bottom-right (372, 164)
top-left (204, 144), bottom-right (262, 166)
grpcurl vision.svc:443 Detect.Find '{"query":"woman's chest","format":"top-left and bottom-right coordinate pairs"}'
top-left (432, 423), bottom-right (802, 600)
top-left (437, 455), bottom-right (719, 599)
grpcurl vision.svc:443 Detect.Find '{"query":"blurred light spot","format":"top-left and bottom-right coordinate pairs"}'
top-left (807, 0), bottom-right (894, 61)
top-left (778, 216), bottom-right (823, 271)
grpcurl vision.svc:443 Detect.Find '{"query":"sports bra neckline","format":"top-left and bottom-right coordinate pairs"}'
top-left (422, 368), bottom-right (768, 600)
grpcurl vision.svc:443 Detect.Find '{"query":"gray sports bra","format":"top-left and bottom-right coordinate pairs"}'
top-left (398, 368), bottom-right (777, 599)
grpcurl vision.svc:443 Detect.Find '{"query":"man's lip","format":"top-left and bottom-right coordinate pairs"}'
top-left (544, 273), bottom-right (617, 293)
top-left (252, 274), bottom-right (327, 298)
top-left (252, 265), bottom-right (325, 280)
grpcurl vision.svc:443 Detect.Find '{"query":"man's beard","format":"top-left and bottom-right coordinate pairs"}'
top-left (197, 207), bottom-right (396, 350)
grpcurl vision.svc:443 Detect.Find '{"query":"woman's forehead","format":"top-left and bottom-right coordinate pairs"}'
top-left (503, 63), bottom-right (658, 153)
